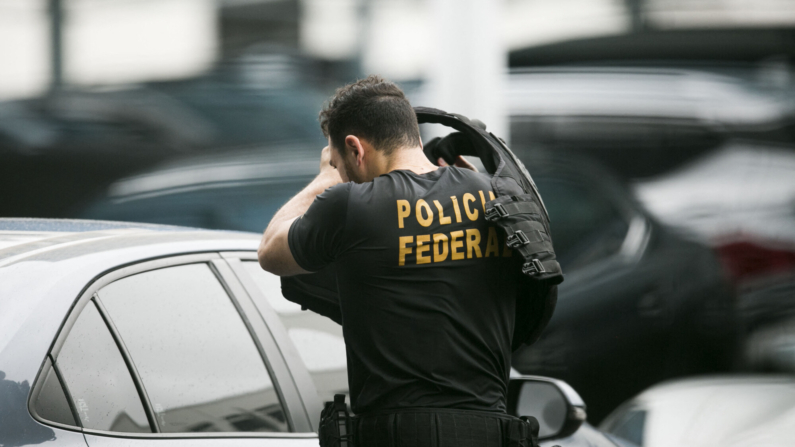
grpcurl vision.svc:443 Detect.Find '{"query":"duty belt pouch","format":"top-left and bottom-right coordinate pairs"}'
top-left (319, 394), bottom-right (353, 447)
top-left (505, 415), bottom-right (540, 447)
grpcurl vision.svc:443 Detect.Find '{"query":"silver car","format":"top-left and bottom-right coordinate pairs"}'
top-left (0, 218), bottom-right (608, 446)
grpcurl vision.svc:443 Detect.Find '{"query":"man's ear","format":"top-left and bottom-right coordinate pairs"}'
top-left (345, 135), bottom-right (365, 166)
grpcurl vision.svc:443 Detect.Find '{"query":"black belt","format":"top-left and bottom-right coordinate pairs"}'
top-left (351, 407), bottom-right (538, 447)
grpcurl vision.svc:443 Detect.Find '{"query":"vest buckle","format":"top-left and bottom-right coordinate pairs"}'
top-left (507, 230), bottom-right (530, 248)
top-left (485, 203), bottom-right (508, 221)
top-left (522, 259), bottom-right (546, 275)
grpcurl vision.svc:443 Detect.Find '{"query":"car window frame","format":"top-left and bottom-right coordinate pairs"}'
top-left (220, 251), bottom-right (324, 432)
top-left (29, 252), bottom-right (317, 440)
top-left (28, 356), bottom-right (81, 432)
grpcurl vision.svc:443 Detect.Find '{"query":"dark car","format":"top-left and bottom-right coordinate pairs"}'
top-left (0, 218), bottom-right (612, 447)
top-left (509, 153), bottom-right (738, 422)
top-left (503, 66), bottom-right (793, 420)
top-left (77, 146), bottom-right (318, 231)
top-left (75, 147), bottom-right (738, 423)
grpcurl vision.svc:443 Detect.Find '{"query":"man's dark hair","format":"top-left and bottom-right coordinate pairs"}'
top-left (319, 75), bottom-right (421, 155)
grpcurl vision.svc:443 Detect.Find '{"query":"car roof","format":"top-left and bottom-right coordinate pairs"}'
top-left (0, 217), bottom-right (259, 292)
top-left (100, 147), bottom-right (319, 201)
top-left (87, 146), bottom-right (623, 209)
top-left (633, 141), bottom-right (795, 244)
top-left (507, 67), bottom-right (795, 128)
top-left (0, 217), bottom-right (192, 232)
top-left (0, 218), bottom-right (259, 263)
top-left (509, 28), bottom-right (795, 68)
top-left (0, 218), bottom-right (217, 258)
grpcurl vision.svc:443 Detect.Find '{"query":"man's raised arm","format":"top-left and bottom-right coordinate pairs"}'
top-left (258, 147), bottom-right (342, 276)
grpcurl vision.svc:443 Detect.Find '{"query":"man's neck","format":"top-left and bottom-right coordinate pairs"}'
top-left (383, 146), bottom-right (438, 176)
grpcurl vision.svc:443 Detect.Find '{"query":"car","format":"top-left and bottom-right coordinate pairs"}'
top-left (599, 375), bottom-right (795, 447)
top-left (76, 147), bottom-right (318, 231)
top-left (0, 60), bottom-right (328, 220)
top-left (633, 140), bottom-right (795, 373)
top-left (508, 153), bottom-right (738, 422)
top-left (506, 65), bottom-right (795, 416)
top-left (506, 66), bottom-right (795, 180)
top-left (0, 218), bottom-right (615, 447)
top-left (74, 147), bottom-right (739, 423)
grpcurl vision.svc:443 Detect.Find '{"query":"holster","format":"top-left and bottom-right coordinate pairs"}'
top-left (507, 416), bottom-right (540, 447)
top-left (319, 394), bottom-right (353, 447)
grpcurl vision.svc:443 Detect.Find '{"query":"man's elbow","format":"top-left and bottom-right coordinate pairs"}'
top-left (257, 238), bottom-right (277, 273)
top-left (258, 237), bottom-right (297, 276)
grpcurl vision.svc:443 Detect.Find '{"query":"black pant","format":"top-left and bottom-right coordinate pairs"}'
top-left (351, 408), bottom-right (538, 447)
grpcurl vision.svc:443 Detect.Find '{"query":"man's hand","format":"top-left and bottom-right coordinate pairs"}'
top-left (320, 145), bottom-right (335, 174)
top-left (437, 155), bottom-right (478, 172)
top-left (258, 147), bottom-right (343, 276)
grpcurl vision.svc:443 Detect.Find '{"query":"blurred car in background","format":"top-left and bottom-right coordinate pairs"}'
top-left (0, 54), bottom-right (328, 220)
top-left (599, 375), bottom-right (795, 447)
top-left (509, 153), bottom-right (737, 423)
top-left (633, 141), bottom-right (795, 374)
top-left (633, 141), bottom-right (795, 278)
top-left (76, 147), bottom-right (739, 423)
top-left (506, 66), bottom-right (795, 399)
top-left (77, 145), bottom-right (318, 231)
top-left (507, 67), bottom-right (795, 180)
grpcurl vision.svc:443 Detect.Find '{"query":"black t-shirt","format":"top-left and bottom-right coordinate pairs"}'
top-left (288, 167), bottom-right (520, 414)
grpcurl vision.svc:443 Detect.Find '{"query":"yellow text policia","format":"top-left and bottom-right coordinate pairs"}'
top-left (396, 190), bottom-right (512, 266)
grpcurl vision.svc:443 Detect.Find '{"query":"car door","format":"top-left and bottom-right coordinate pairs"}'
top-left (30, 253), bottom-right (318, 446)
top-left (222, 253), bottom-right (349, 406)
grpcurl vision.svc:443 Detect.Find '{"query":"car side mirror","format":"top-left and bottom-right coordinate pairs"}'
top-left (507, 375), bottom-right (587, 440)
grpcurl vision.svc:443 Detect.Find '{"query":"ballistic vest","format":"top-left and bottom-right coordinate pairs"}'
top-left (281, 107), bottom-right (563, 349)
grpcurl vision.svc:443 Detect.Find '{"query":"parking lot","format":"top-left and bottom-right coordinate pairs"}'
top-left (2, 1), bottom-right (795, 446)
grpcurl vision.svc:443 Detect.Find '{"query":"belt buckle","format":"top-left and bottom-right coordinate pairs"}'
top-left (522, 259), bottom-right (546, 275)
top-left (485, 203), bottom-right (508, 221)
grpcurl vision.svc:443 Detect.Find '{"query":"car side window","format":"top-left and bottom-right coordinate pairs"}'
top-left (534, 176), bottom-right (629, 271)
top-left (55, 301), bottom-right (152, 432)
top-left (240, 261), bottom-right (348, 404)
top-left (603, 408), bottom-right (646, 447)
top-left (96, 263), bottom-right (289, 433)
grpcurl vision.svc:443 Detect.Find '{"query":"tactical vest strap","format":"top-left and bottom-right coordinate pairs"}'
top-left (485, 201), bottom-right (542, 221)
top-left (507, 221), bottom-right (547, 239)
top-left (485, 194), bottom-right (563, 284)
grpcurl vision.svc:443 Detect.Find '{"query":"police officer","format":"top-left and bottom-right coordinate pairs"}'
top-left (259, 76), bottom-right (530, 446)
